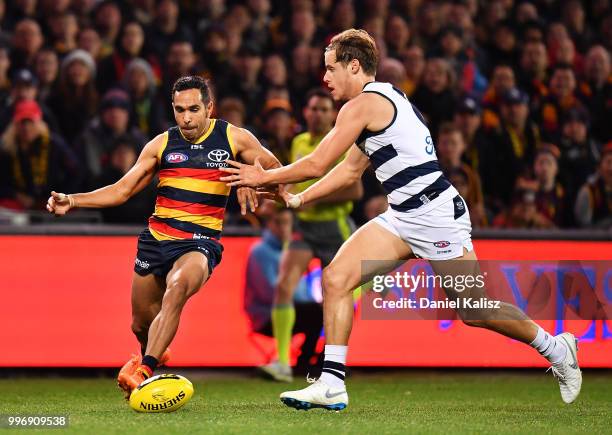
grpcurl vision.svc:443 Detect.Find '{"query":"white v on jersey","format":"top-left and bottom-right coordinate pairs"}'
top-left (356, 81), bottom-right (458, 217)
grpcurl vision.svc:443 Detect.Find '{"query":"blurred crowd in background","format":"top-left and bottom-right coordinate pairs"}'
top-left (0, 0), bottom-right (610, 229)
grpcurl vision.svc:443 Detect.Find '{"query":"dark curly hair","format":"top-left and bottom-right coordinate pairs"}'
top-left (171, 75), bottom-right (212, 104)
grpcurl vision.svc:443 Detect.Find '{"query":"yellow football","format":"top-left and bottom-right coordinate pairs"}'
top-left (129, 374), bottom-right (194, 413)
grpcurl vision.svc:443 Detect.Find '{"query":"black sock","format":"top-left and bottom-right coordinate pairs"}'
top-left (141, 345), bottom-right (146, 358)
top-left (142, 355), bottom-right (159, 373)
top-left (321, 360), bottom-right (346, 381)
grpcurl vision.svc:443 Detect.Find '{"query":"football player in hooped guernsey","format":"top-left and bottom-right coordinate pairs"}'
top-left (46, 76), bottom-right (283, 398)
top-left (221, 29), bottom-right (582, 410)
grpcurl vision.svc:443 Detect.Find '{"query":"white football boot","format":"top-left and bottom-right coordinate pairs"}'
top-left (258, 361), bottom-right (293, 383)
top-left (280, 377), bottom-right (348, 411)
top-left (547, 332), bottom-right (582, 404)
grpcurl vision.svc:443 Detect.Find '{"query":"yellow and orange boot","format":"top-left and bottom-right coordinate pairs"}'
top-left (117, 365), bottom-right (151, 400)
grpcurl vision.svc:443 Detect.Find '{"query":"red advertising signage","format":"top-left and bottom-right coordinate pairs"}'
top-left (0, 236), bottom-right (610, 367)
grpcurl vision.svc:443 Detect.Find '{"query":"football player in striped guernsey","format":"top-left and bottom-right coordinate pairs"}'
top-left (47, 75), bottom-right (284, 398)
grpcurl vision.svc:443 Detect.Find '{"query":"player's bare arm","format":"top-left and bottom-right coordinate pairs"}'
top-left (229, 124), bottom-right (284, 213)
top-left (220, 92), bottom-right (392, 187)
top-left (46, 133), bottom-right (166, 215)
top-left (290, 145), bottom-right (369, 208)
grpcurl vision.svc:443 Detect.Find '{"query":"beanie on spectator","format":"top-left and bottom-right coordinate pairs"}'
top-left (124, 58), bottom-right (155, 91)
top-left (61, 49), bottom-right (97, 78)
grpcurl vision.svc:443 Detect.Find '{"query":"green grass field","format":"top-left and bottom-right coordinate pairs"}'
top-left (1, 370), bottom-right (611, 434)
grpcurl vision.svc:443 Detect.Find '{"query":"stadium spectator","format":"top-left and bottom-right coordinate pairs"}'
top-left (33, 48), bottom-right (58, 104)
top-left (329, 0), bottom-right (357, 37)
top-left (538, 63), bottom-right (585, 141)
top-left (436, 123), bottom-right (486, 227)
top-left (10, 18), bottom-right (44, 72)
top-left (0, 68), bottom-right (58, 134)
top-left (198, 24), bottom-right (232, 83)
top-left (488, 19), bottom-right (519, 68)
top-left (558, 106), bottom-right (600, 198)
top-left (385, 14), bottom-right (410, 60)
top-left (225, 44), bottom-right (264, 123)
top-left (97, 21), bottom-right (161, 93)
top-left (411, 57), bottom-right (456, 138)
top-left (434, 24), bottom-right (487, 95)
top-left (581, 45), bottom-right (611, 143)
top-left (0, 99), bottom-right (80, 210)
top-left (77, 26), bottom-right (103, 61)
top-left (515, 3), bottom-right (539, 26)
top-left (531, 144), bottom-right (570, 227)
top-left (288, 43), bottom-right (319, 109)
top-left (260, 98), bottom-right (294, 165)
top-left (245, 0), bottom-right (273, 52)
top-left (481, 64), bottom-right (516, 131)
top-left (244, 203), bottom-right (323, 375)
top-left (453, 94), bottom-right (487, 174)
top-left (92, 136), bottom-right (156, 224)
top-left (415, 2), bottom-right (443, 49)
top-left (262, 53), bottom-right (288, 90)
top-left (122, 58), bottom-right (166, 140)
top-left (482, 88), bottom-right (540, 211)
top-left (493, 182), bottom-right (556, 229)
top-left (574, 143), bottom-right (612, 228)
top-left (562, 0), bottom-right (592, 53)
top-left (518, 40), bottom-right (549, 108)
top-left (400, 45), bottom-right (425, 97)
top-left (217, 96), bottom-right (247, 129)
top-left (47, 49), bottom-right (98, 144)
top-left (147, 0), bottom-right (194, 57)
top-left (93, 1), bottom-right (122, 59)
top-left (0, 43), bottom-right (10, 106)
top-left (376, 57), bottom-right (407, 91)
top-left (289, 8), bottom-right (319, 48)
top-left (76, 88), bottom-right (145, 182)
top-left (47, 11), bottom-right (79, 57)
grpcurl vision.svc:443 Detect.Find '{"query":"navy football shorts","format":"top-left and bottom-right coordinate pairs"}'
top-left (134, 229), bottom-right (223, 277)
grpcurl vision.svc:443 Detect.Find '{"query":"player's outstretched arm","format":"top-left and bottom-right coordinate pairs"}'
top-left (46, 134), bottom-right (164, 215)
top-left (220, 96), bottom-right (369, 187)
top-left (287, 145), bottom-right (369, 209)
top-left (229, 125), bottom-right (284, 213)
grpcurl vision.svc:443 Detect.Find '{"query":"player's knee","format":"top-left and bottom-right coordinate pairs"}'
top-left (322, 266), bottom-right (349, 297)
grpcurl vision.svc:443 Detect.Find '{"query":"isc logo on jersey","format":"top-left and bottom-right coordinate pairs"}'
top-left (166, 153), bottom-right (188, 163)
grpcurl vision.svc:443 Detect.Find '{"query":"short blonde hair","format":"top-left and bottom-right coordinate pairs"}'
top-left (326, 29), bottom-right (378, 75)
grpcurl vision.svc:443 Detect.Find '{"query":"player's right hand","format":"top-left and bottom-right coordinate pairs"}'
top-left (46, 191), bottom-right (74, 216)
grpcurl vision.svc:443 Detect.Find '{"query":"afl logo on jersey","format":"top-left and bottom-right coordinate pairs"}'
top-left (166, 152), bottom-right (188, 163)
top-left (208, 149), bottom-right (230, 162)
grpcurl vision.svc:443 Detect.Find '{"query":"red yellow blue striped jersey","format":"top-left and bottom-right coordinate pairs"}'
top-left (148, 119), bottom-right (236, 241)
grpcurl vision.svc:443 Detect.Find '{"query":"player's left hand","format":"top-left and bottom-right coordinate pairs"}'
top-left (220, 158), bottom-right (268, 187)
top-left (256, 186), bottom-right (302, 209)
top-left (236, 187), bottom-right (258, 215)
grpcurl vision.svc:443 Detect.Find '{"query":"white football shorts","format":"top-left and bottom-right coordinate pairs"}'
top-left (373, 194), bottom-right (474, 260)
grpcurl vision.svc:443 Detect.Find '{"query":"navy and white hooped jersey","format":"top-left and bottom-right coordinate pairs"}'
top-left (356, 81), bottom-right (458, 216)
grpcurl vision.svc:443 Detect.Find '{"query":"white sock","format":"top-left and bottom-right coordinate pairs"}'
top-left (529, 327), bottom-right (567, 364)
top-left (319, 345), bottom-right (347, 389)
